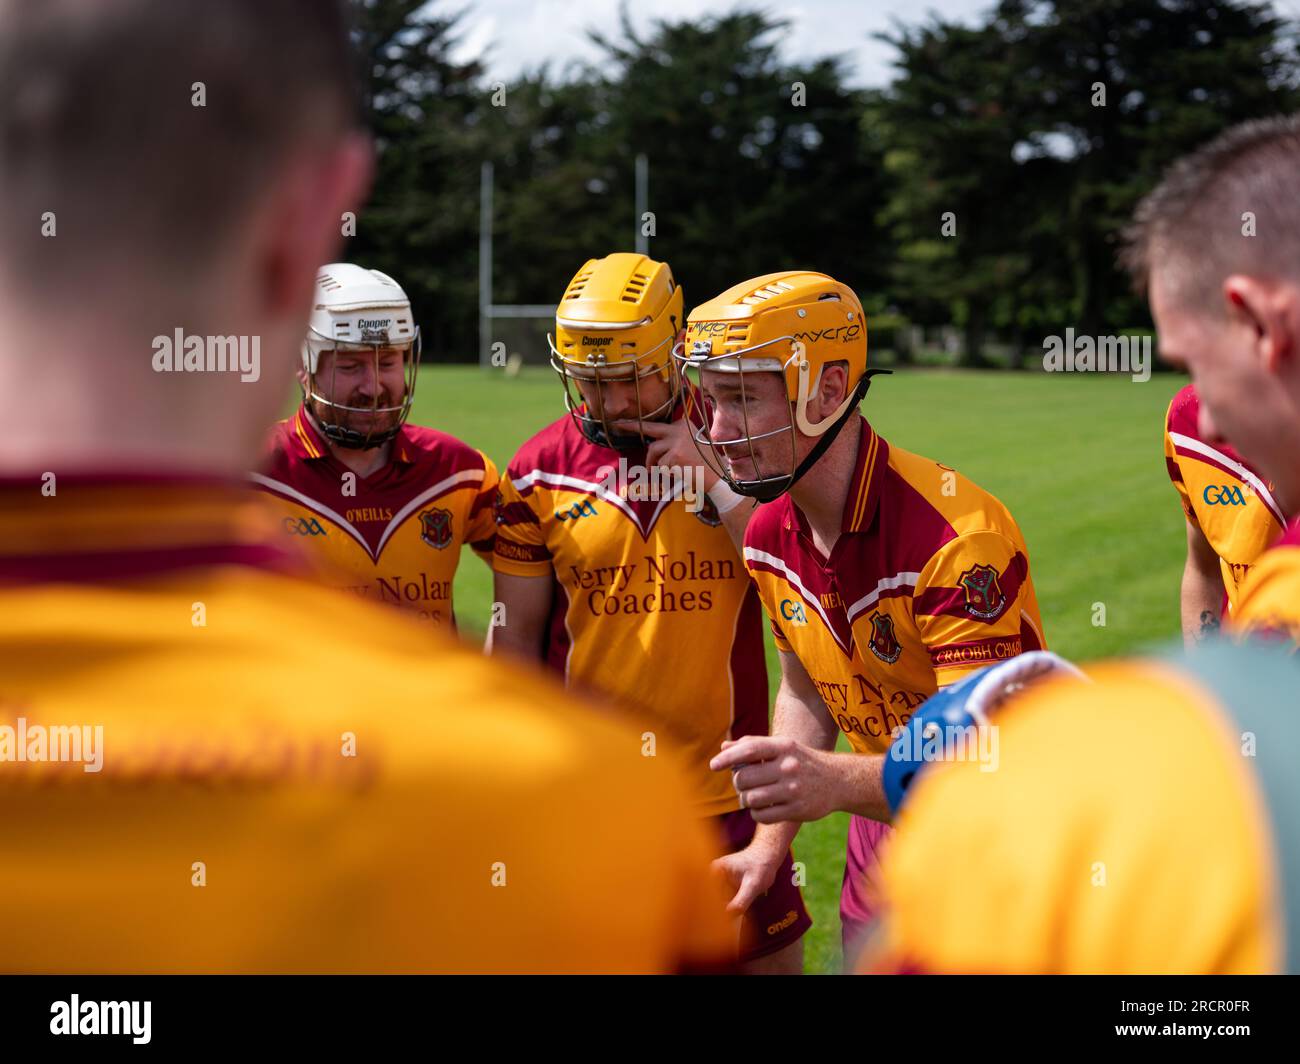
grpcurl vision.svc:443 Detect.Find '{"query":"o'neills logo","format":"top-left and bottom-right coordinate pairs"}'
top-left (151, 328), bottom-right (260, 382)
top-left (345, 507), bottom-right (394, 523)
top-left (0, 716), bottom-right (103, 772)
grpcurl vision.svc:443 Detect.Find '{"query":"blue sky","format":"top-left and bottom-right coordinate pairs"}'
top-left (446, 0), bottom-right (997, 89)
top-left (448, 0), bottom-right (1300, 88)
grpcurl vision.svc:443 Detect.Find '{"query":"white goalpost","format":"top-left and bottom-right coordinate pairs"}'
top-left (478, 155), bottom-right (650, 368)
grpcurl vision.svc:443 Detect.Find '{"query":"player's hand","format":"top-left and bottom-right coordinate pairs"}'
top-left (611, 417), bottom-right (718, 489)
top-left (710, 735), bottom-right (840, 824)
top-left (712, 844), bottom-right (783, 915)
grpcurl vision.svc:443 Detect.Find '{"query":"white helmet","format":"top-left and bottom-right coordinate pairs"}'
top-left (301, 263), bottom-right (421, 449)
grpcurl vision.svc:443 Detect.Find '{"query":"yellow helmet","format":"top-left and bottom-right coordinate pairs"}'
top-left (548, 252), bottom-right (684, 450)
top-left (675, 270), bottom-right (877, 499)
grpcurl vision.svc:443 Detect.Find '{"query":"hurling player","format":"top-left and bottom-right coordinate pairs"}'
top-left (1125, 115), bottom-right (1300, 645)
top-left (676, 271), bottom-right (1046, 965)
top-left (254, 263), bottom-right (498, 630)
top-left (491, 253), bottom-right (810, 973)
top-left (1162, 383), bottom-right (1282, 644)
top-left (0, 0), bottom-right (730, 973)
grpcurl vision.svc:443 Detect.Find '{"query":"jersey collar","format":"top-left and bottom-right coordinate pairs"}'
top-left (0, 472), bottom-right (302, 585)
top-left (293, 404), bottom-right (416, 466)
top-left (841, 418), bottom-right (887, 535)
top-left (784, 417), bottom-right (888, 545)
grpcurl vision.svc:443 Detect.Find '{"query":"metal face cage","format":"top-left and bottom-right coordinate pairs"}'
top-left (304, 326), bottom-right (421, 450)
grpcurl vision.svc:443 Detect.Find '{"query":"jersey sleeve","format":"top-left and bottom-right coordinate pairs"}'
top-left (742, 535), bottom-right (794, 653)
top-left (1231, 539), bottom-right (1300, 646)
top-left (1164, 401), bottom-right (1198, 525)
top-left (492, 464), bottom-right (553, 577)
top-left (768, 614), bottom-right (793, 653)
top-left (912, 530), bottom-right (1035, 686)
top-left (467, 452), bottom-right (500, 561)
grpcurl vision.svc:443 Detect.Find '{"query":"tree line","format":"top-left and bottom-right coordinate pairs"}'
top-left (350, 0), bottom-right (1300, 366)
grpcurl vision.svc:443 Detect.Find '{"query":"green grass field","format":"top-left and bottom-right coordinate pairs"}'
top-left (414, 365), bottom-right (1188, 974)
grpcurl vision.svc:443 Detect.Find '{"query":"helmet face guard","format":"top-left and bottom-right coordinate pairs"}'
top-left (549, 330), bottom-right (679, 452)
top-left (303, 326), bottom-right (421, 450)
top-left (675, 335), bottom-right (880, 502)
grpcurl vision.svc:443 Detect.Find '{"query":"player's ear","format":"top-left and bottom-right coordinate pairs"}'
top-left (820, 360), bottom-right (850, 410)
top-left (1226, 274), bottom-right (1290, 376)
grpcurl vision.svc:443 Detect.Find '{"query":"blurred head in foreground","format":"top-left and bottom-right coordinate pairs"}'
top-left (0, 0), bottom-right (731, 975)
top-left (1122, 114), bottom-right (1300, 518)
top-left (0, 0), bottom-right (372, 474)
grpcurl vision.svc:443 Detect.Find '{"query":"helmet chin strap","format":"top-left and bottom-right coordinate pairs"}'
top-left (578, 419), bottom-right (646, 453)
top-left (306, 403), bottom-right (402, 451)
top-left (729, 369), bottom-right (890, 501)
top-left (576, 378), bottom-right (681, 453)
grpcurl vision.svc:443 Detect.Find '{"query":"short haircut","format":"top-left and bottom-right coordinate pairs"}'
top-left (1120, 114), bottom-right (1300, 311)
top-left (0, 0), bottom-right (361, 305)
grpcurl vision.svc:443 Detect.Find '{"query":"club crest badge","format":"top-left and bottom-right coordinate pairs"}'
top-left (868, 611), bottom-right (902, 664)
top-left (959, 563), bottom-right (1006, 620)
top-left (419, 507), bottom-right (453, 550)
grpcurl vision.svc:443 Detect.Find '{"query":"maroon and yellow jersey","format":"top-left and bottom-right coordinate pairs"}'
top-left (493, 414), bottom-right (768, 816)
top-left (1163, 384), bottom-right (1284, 613)
top-left (253, 406), bottom-right (498, 628)
top-left (0, 475), bottom-right (733, 973)
top-left (1232, 517), bottom-right (1300, 645)
top-left (744, 418), bottom-right (1045, 755)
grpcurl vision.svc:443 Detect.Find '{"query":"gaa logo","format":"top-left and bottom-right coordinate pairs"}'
top-left (780, 599), bottom-right (808, 627)
top-left (556, 499), bottom-right (598, 522)
top-left (1203, 484), bottom-right (1247, 506)
top-left (284, 516), bottom-right (326, 536)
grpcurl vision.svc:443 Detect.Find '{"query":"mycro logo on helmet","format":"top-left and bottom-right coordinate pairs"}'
top-left (780, 599), bottom-right (808, 626)
top-left (689, 321), bottom-right (728, 335)
top-left (793, 324), bottom-right (861, 344)
top-left (1203, 485), bottom-right (1247, 506)
top-left (284, 517), bottom-right (326, 536)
